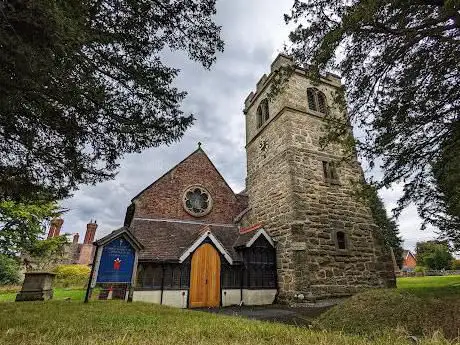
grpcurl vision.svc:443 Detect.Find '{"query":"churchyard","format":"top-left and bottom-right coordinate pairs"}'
top-left (0, 275), bottom-right (459, 344)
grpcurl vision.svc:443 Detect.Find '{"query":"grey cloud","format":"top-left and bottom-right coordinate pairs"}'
top-left (59, 1), bottom-right (435, 250)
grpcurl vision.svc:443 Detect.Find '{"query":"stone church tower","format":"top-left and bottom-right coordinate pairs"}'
top-left (242, 54), bottom-right (395, 302)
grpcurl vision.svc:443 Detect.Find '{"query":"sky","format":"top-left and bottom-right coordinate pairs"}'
top-left (60, 0), bottom-right (437, 252)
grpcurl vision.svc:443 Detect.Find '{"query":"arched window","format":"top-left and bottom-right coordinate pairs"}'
top-left (257, 106), bottom-right (263, 128)
top-left (256, 98), bottom-right (269, 128)
top-left (336, 231), bottom-right (347, 250)
top-left (307, 88), bottom-right (327, 114)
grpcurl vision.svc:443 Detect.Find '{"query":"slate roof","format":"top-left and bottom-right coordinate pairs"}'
top-left (403, 250), bottom-right (415, 259)
top-left (129, 218), bottom-right (272, 264)
top-left (129, 218), bottom-right (239, 263)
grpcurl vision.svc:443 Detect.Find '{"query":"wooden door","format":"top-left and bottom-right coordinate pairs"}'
top-left (189, 243), bottom-right (221, 308)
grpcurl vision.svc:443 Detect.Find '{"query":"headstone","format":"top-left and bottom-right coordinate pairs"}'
top-left (16, 272), bottom-right (56, 301)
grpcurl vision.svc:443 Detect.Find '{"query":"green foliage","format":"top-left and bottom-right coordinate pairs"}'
top-left (54, 265), bottom-right (90, 288)
top-left (414, 266), bottom-right (426, 273)
top-left (424, 126), bottom-right (460, 250)
top-left (0, 0), bottom-right (224, 201)
top-left (451, 260), bottom-right (460, 270)
top-left (0, 200), bottom-right (59, 257)
top-left (423, 249), bottom-right (453, 271)
top-left (367, 186), bottom-right (404, 266)
top-left (416, 241), bottom-right (453, 270)
top-left (25, 235), bottom-right (69, 271)
top-left (285, 0), bottom-right (460, 236)
top-left (0, 254), bottom-right (20, 285)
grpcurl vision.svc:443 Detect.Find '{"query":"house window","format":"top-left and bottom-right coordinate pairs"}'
top-left (322, 161), bottom-right (338, 181)
top-left (256, 98), bottom-right (269, 128)
top-left (336, 231), bottom-right (347, 250)
top-left (307, 88), bottom-right (327, 114)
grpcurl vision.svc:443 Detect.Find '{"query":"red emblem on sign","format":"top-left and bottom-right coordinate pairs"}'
top-left (113, 257), bottom-right (121, 270)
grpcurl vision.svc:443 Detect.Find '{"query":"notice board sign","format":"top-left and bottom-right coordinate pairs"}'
top-left (96, 237), bottom-right (135, 284)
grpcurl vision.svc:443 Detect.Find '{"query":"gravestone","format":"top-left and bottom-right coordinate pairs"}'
top-left (16, 272), bottom-right (56, 301)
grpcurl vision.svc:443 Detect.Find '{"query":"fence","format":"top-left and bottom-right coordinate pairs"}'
top-left (397, 270), bottom-right (460, 277)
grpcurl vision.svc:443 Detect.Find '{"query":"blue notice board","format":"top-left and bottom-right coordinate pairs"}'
top-left (96, 237), bottom-right (135, 283)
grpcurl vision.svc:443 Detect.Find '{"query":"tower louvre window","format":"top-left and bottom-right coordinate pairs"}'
top-left (307, 88), bottom-right (317, 111)
top-left (307, 88), bottom-right (327, 114)
top-left (256, 98), bottom-right (270, 128)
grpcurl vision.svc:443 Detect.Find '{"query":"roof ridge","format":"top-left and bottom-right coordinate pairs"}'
top-left (132, 217), bottom-right (236, 227)
top-left (131, 145), bottom-right (240, 202)
top-left (239, 223), bottom-right (263, 234)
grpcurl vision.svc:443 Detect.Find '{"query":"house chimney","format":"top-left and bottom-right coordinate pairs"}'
top-left (73, 233), bottom-right (80, 244)
top-left (47, 218), bottom-right (64, 239)
top-left (83, 220), bottom-right (98, 244)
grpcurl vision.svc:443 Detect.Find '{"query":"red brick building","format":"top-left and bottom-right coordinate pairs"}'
top-left (121, 146), bottom-right (277, 308)
top-left (46, 219), bottom-right (98, 266)
top-left (401, 250), bottom-right (417, 271)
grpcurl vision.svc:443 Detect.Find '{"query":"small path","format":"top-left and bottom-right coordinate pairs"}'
top-left (196, 304), bottom-right (333, 327)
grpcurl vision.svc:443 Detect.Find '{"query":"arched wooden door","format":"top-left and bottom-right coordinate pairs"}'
top-left (189, 243), bottom-right (221, 308)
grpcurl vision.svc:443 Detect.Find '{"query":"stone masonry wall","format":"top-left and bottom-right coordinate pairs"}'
top-left (244, 55), bottom-right (395, 302)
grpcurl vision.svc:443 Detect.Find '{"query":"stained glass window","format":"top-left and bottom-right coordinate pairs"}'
top-left (183, 186), bottom-right (212, 217)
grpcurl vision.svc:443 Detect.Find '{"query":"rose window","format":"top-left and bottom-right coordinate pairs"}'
top-left (183, 186), bottom-right (213, 217)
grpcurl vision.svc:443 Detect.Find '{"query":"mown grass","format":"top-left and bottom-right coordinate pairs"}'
top-left (0, 301), bottom-right (453, 345)
top-left (398, 275), bottom-right (460, 297)
top-left (0, 288), bottom-right (85, 302)
top-left (316, 276), bottom-right (460, 340)
top-left (0, 276), bottom-right (459, 344)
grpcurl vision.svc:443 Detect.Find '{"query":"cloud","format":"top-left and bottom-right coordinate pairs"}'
top-left (59, 0), bottom-right (436, 253)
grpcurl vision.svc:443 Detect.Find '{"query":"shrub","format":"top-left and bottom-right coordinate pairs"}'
top-left (414, 266), bottom-right (426, 273)
top-left (0, 255), bottom-right (20, 285)
top-left (451, 260), bottom-right (460, 270)
top-left (54, 265), bottom-right (90, 288)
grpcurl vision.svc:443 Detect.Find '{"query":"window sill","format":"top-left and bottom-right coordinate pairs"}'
top-left (325, 178), bottom-right (341, 186)
top-left (334, 249), bottom-right (351, 256)
top-left (306, 109), bottom-right (327, 118)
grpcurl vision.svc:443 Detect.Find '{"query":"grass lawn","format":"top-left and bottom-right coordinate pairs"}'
top-left (0, 301), bottom-right (452, 345)
top-left (0, 288), bottom-right (85, 302)
top-left (397, 275), bottom-right (460, 297)
top-left (0, 276), bottom-right (458, 344)
top-left (316, 276), bottom-right (460, 340)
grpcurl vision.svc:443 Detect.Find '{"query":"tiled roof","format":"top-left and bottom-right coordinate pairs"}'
top-left (129, 218), bottom-right (242, 263)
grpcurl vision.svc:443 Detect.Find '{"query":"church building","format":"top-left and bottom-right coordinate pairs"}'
top-left (97, 54), bottom-right (395, 308)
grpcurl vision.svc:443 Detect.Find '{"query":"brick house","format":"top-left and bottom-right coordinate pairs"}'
top-left (401, 250), bottom-right (417, 271)
top-left (95, 54), bottom-right (395, 308)
top-left (46, 218), bottom-right (98, 266)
